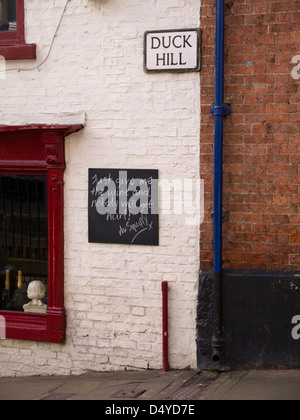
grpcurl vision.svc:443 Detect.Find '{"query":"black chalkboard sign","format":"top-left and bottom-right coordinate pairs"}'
top-left (88, 169), bottom-right (159, 246)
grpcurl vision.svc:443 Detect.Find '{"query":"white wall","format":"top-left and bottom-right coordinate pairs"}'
top-left (0, 0), bottom-right (201, 376)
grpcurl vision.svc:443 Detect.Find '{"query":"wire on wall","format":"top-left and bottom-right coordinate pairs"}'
top-left (6, 0), bottom-right (70, 73)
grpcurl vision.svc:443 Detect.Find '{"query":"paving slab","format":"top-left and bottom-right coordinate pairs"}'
top-left (199, 370), bottom-right (300, 401)
top-left (68, 370), bottom-right (196, 401)
top-left (48, 374), bottom-right (111, 396)
top-left (0, 376), bottom-right (70, 401)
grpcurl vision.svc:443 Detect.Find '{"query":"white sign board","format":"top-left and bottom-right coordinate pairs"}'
top-left (144, 29), bottom-right (201, 73)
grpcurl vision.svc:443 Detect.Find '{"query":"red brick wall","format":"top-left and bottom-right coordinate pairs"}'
top-left (200, 0), bottom-right (300, 271)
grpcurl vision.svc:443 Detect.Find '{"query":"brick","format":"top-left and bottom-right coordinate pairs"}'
top-left (244, 253), bottom-right (274, 264)
top-left (291, 236), bottom-right (300, 245)
top-left (200, 0), bottom-right (300, 272)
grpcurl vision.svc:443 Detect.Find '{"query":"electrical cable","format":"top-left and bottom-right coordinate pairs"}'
top-left (5, 0), bottom-right (69, 73)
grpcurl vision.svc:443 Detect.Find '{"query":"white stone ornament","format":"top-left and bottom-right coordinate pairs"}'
top-left (23, 281), bottom-right (47, 314)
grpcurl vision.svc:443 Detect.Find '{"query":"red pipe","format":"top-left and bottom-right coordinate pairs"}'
top-left (162, 281), bottom-right (169, 372)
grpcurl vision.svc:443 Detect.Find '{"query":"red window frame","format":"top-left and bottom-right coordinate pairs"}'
top-left (0, 124), bottom-right (83, 343)
top-left (0, 0), bottom-right (36, 60)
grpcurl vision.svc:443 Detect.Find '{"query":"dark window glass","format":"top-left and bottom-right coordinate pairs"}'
top-left (0, 175), bottom-right (48, 312)
top-left (0, 0), bottom-right (17, 32)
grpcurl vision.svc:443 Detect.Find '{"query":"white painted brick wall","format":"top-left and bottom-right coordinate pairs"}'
top-left (0, 0), bottom-right (201, 376)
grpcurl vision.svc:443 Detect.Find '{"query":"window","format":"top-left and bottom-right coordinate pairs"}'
top-left (0, 0), bottom-right (16, 31)
top-left (0, 123), bottom-right (83, 343)
top-left (0, 0), bottom-right (36, 60)
top-left (0, 175), bottom-right (48, 312)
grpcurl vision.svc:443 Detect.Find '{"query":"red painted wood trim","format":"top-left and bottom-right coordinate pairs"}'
top-left (0, 124), bottom-right (83, 343)
top-left (17, 0), bottom-right (25, 44)
top-left (0, 125), bottom-right (83, 136)
top-left (1, 310), bottom-right (64, 343)
top-left (0, 0), bottom-right (36, 60)
top-left (0, 44), bottom-right (36, 60)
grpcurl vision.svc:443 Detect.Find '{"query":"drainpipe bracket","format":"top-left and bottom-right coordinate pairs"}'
top-left (211, 104), bottom-right (231, 117)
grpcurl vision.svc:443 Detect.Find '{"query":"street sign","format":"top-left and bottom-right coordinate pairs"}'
top-left (144, 29), bottom-right (201, 73)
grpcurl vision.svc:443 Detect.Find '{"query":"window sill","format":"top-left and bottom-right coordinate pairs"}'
top-left (0, 43), bottom-right (36, 60)
top-left (1, 309), bottom-right (66, 343)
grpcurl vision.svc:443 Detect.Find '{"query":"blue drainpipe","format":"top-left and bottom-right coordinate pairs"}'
top-left (210, 0), bottom-right (231, 364)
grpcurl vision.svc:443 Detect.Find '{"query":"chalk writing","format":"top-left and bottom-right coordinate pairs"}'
top-left (88, 169), bottom-right (159, 246)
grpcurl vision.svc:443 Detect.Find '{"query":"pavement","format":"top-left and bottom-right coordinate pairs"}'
top-left (198, 370), bottom-right (300, 401)
top-left (0, 370), bottom-right (199, 401)
top-left (1, 369), bottom-right (300, 400)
